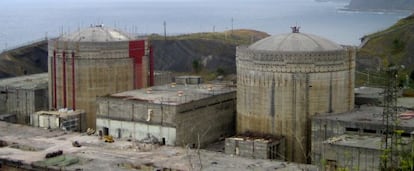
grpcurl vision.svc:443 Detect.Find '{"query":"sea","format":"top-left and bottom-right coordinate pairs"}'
top-left (0, 0), bottom-right (411, 51)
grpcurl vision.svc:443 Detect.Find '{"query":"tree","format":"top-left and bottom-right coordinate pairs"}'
top-left (192, 60), bottom-right (202, 74)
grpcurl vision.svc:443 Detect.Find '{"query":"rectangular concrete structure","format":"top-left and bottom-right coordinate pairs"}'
top-left (0, 73), bottom-right (48, 124)
top-left (154, 71), bottom-right (173, 86)
top-left (321, 134), bottom-right (412, 171)
top-left (30, 109), bottom-right (86, 132)
top-left (225, 135), bottom-right (285, 160)
top-left (96, 82), bottom-right (236, 147)
top-left (312, 105), bottom-right (414, 170)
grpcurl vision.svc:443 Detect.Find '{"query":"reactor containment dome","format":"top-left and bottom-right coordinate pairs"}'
top-left (48, 25), bottom-right (154, 130)
top-left (236, 27), bottom-right (355, 163)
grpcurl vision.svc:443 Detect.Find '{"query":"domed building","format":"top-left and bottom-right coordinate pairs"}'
top-left (48, 25), bottom-right (153, 130)
top-left (236, 27), bottom-right (355, 163)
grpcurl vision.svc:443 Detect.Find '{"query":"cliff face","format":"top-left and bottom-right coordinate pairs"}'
top-left (348, 0), bottom-right (414, 11)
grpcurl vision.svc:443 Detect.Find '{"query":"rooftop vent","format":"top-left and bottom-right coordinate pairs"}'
top-left (291, 26), bottom-right (300, 33)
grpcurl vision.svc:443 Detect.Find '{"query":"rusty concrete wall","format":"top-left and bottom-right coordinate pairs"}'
top-left (175, 92), bottom-right (236, 148)
top-left (3, 87), bottom-right (48, 124)
top-left (96, 97), bottom-right (177, 126)
top-left (96, 91), bottom-right (236, 147)
top-left (225, 137), bottom-right (284, 160)
top-left (236, 46), bottom-right (356, 163)
top-left (48, 40), bottom-right (146, 129)
top-left (321, 143), bottom-right (382, 171)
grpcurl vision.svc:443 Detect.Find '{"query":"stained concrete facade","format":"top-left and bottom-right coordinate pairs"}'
top-left (312, 106), bottom-right (414, 170)
top-left (96, 82), bottom-right (236, 147)
top-left (48, 26), bottom-right (151, 129)
top-left (30, 109), bottom-right (86, 132)
top-left (320, 134), bottom-right (412, 171)
top-left (236, 31), bottom-right (355, 163)
top-left (154, 71), bottom-right (173, 86)
top-left (225, 135), bottom-right (285, 160)
top-left (0, 73), bottom-right (48, 124)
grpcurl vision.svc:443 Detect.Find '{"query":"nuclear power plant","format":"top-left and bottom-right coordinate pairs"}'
top-left (235, 27), bottom-right (355, 163)
top-left (48, 25), bottom-right (154, 129)
top-left (3, 24), bottom-right (414, 170)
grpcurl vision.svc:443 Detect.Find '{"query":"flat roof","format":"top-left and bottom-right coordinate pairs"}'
top-left (314, 105), bottom-right (414, 128)
top-left (324, 134), bottom-right (411, 150)
top-left (0, 121), bottom-right (316, 171)
top-left (109, 83), bottom-right (236, 105)
top-left (0, 73), bottom-right (48, 90)
top-left (34, 109), bottom-right (85, 117)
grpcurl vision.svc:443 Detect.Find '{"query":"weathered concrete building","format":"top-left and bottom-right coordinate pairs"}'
top-left (225, 134), bottom-right (285, 160)
top-left (312, 106), bottom-right (414, 170)
top-left (48, 25), bottom-right (154, 129)
top-left (354, 86), bottom-right (384, 105)
top-left (96, 82), bottom-right (236, 147)
top-left (236, 27), bottom-right (355, 163)
top-left (30, 109), bottom-right (86, 132)
top-left (154, 71), bottom-right (173, 86)
top-left (0, 73), bottom-right (48, 124)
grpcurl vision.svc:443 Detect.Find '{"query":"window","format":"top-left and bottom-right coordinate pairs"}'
top-left (345, 127), bottom-right (359, 132)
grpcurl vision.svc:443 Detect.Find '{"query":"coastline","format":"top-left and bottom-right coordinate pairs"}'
top-left (338, 7), bottom-right (412, 14)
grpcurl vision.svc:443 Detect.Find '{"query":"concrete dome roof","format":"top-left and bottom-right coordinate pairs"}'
top-left (248, 32), bottom-right (342, 52)
top-left (60, 25), bottom-right (132, 42)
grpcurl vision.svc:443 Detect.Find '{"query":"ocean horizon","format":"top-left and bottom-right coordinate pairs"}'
top-left (0, 0), bottom-right (410, 51)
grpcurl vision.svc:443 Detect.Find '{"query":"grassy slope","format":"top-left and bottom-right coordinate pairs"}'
top-left (0, 40), bottom-right (48, 78)
top-left (356, 14), bottom-right (414, 86)
top-left (150, 29), bottom-right (269, 45)
top-left (358, 14), bottom-right (414, 71)
top-left (149, 29), bottom-right (269, 78)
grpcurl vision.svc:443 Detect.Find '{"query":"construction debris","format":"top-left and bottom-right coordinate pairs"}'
top-left (45, 150), bottom-right (63, 158)
top-left (86, 128), bottom-right (95, 135)
top-left (72, 141), bottom-right (81, 147)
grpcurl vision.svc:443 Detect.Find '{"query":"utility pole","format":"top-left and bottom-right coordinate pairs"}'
top-left (381, 65), bottom-right (403, 170)
top-left (163, 21), bottom-right (167, 41)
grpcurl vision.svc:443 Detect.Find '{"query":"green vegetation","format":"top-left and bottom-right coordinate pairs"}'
top-left (149, 29), bottom-right (269, 45)
top-left (32, 155), bottom-right (79, 168)
top-left (358, 14), bottom-right (414, 73)
top-left (150, 29), bottom-right (269, 80)
top-left (355, 14), bottom-right (414, 88)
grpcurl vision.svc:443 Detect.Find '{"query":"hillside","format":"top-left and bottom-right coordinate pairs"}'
top-left (357, 14), bottom-right (414, 74)
top-left (0, 29), bottom-right (269, 79)
top-left (347, 0), bottom-right (414, 11)
top-left (0, 40), bottom-right (48, 78)
top-left (150, 29), bottom-right (269, 73)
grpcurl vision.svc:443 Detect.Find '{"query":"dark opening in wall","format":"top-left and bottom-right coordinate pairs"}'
top-left (401, 132), bottom-right (411, 137)
top-left (0, 140), bottom-right (7, 147)
top-left (345, 127), bottom-right (359, 132)
top-left (363, 129), bottom-right (376, 134)
top-left (103, 127), bottom-right (109, 136)
top-left (0, 91), bottom-right (6, 94)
